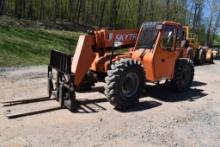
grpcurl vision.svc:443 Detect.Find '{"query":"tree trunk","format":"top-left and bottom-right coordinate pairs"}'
top-left (206, 13), bottom-right (213, 45)
top-left (53, 0), bottom-right (58, 24)
top-left (99, 1), bottom-right (106, 27)
top-left (211, 11), bottom-right (220, 43)
top-left (109, 0), bottom-right (118, 29)
top-left (77, 0), bottom-right (82, 24)
top-left (0, 0), bottom-right (5, 15)
top-left (150, 0), bottom-right (154, 21)
top-left (192, 3), bottom-right (198, 33)
top-left (137, 0), bottom-right (143, 26)
top-left (166, 0), bottom-right (170, 20)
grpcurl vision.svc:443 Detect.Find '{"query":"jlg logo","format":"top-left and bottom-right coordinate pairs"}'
top-left (108, 33), bottom-right (137, 42)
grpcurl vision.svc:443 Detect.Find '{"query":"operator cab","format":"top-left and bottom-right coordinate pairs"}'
top-left (132, 21), bottom-right (188, 82)
top-left (135, 21), bottom-right (185, 51)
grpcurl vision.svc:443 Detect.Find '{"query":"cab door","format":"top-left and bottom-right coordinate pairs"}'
top-left (153, 25), bottom-right (177, 80)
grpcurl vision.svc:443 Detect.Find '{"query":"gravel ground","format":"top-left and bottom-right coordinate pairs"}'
top-left (0, 62), bottom-right (220, 147)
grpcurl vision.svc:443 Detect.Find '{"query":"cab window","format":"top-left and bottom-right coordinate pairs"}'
top-left (176, 28), bottom-right (183, 48)
top-left (161, 26), bottom-right (175, 50)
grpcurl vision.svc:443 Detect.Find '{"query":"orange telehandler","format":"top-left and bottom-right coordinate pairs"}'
top-left (48, 21), bottom-right (194, 111)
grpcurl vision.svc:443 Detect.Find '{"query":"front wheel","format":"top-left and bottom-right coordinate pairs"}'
top-left (187, 47), bottom-right (195, 61)
top-left (104, 58), bottom-right (145, 109)
top-left (170, 59), bottom-right (194, 92)
top-left (208, 52), bottom-right (214, 64)
top-left (198, 49), bottom-right (206, 65)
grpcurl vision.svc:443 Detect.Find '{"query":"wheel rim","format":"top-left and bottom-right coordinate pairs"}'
top-left (121, 72), bottom-right (139, 97)
top-left (200, 51), bottom-right (206, 64)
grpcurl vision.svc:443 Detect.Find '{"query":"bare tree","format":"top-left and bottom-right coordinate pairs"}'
top-left (137, 0), bottom-right (143, 26)
top-left (99, 1), bottom-right (106, 27)
top-left (206, 0), bottom-right (220, 45)
top-left (212, 11), bottom-right (220, 42)
top-left (166, 0), bottom-right (170, 20)
top-left (77, 0), bottom-right (83, 24)
top-left (0, 0), bottom-right (5, 15)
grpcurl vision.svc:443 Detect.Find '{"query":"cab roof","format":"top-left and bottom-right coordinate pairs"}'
top-left (142, 21), bottom-right (181, 28)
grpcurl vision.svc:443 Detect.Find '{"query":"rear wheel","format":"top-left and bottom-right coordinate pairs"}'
top-left (198, 49), bottom-right (206, 65)
top-left (209, 53), bottom-right (214, 64)
top-left (104, 58), bottom-right (145, 109)
top-left (171, 59), bottom-right (194, 92)
top-left (187, 47), bottom-right (195, 61)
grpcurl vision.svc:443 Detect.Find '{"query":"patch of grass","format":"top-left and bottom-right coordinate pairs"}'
top-left (0, 26), bottom-right (83, 66)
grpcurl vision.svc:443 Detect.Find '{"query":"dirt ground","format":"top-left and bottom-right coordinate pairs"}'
top-left (0, 61), bottom-right (220, 147)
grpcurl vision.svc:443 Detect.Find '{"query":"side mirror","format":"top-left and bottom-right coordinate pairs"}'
top-left (114, 41), bottom-right (123, 48)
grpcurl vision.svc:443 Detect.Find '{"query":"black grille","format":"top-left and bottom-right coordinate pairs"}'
top-left (49, 50), bottom-right (72, 74)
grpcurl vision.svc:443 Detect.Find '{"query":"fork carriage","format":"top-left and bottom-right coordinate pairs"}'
top-left (48, 50), bottom-right (77, 111)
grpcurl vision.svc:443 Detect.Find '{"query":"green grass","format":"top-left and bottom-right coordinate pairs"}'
top-left (0, 26), bottom-right (82, 66)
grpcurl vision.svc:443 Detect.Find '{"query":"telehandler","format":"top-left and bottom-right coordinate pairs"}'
top-left (48, 21), bottom-right (194, 111)
top-left (184, 26), bottom-right (214, 64)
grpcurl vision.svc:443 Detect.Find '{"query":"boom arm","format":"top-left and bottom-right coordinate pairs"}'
top-left (71, 29), bottom-right (139, 86)
top-left (93, 29), bottom-right (139, 49)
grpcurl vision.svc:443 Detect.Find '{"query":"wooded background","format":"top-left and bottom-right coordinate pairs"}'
top-left (0, 0), bottom-right (220, 45)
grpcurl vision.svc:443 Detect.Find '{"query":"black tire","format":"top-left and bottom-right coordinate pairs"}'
top-left (198, 49), bottom-right (206, 65)
top-left (48, 71), bottom-right (53, 98)
top-left (187, 47), bottom-right (195, 61)
top-left (209, 53), bottom-right (214, 64)
top-left (76, 71), bottom-right (95, 92)
top-left (171, 59), bottom-right (194, 92)
top-left (104, 58), bottom-right (145, 109)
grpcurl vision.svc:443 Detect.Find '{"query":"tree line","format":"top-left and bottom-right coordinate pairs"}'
top-left (0, 0), bottom-right (219, 45)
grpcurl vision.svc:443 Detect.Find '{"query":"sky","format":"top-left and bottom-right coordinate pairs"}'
top-left (202, 0), bottom-right (220, 34)
top-left (203, 0), bottom-right (211, 18)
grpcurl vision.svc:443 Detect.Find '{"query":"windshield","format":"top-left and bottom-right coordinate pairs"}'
top-left (136, 22), bottom-right (160, 49)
